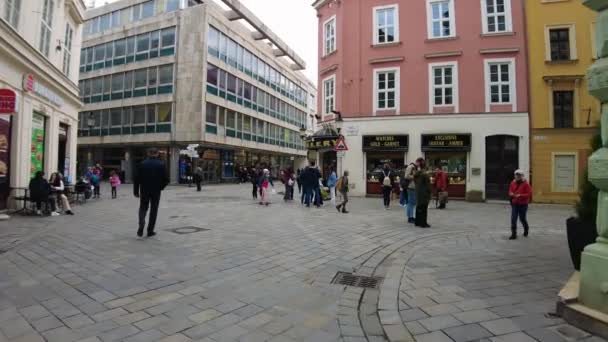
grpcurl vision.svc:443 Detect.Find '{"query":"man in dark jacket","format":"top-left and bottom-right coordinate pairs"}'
top-left (134, 148), bottom-right (169, 237)
top-left (29, 171), bottom-right (51, 215)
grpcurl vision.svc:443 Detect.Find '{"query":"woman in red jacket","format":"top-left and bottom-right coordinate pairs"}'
top-left (508, 169), bottom-right (532, 240)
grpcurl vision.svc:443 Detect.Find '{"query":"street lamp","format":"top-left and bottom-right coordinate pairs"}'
top-left (299, 125), bottom-right (307, 140)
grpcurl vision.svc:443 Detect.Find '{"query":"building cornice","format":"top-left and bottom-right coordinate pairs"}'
top-left (312, 0), bottom-right (333, 9)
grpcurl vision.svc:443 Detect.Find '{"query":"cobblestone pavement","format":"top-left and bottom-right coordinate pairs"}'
top-left (0, 184), bottom-right (604, 342)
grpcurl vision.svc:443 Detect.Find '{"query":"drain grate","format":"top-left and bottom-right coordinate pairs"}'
top-left (166, 226), bottom-right (209, 235)
top-left (331, 272), bottom-right (382, 289)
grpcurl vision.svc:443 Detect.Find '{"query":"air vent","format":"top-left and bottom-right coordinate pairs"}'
top-left (331, 272), bottom-right (382, 289)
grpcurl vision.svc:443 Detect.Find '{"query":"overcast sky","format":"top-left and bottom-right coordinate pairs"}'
top-left (93, 0), bottom-right (318, 84)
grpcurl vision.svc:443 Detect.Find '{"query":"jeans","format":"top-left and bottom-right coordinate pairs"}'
top-left (304, 187), bottom-right (313, 206)
top-left (406, 189), bottom-right (417, 219)
top-left (314, 188), bottom-right (322, 206)
top-left (383, 186), bottom-right (392, 207)
top-left (511, 204), bottom-right (530, 233)
top-left (399, 190), bottom-right (407, 206)
top-left (139, 192), bottom-right (161, 233)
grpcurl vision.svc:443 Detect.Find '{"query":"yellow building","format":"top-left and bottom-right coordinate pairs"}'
top-left (527, 0), bottom-right (600, 204)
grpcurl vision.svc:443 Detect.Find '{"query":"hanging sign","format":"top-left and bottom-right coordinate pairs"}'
top-left (305, 136), bottom-right (338, 150)
top-left (0, 89), bottom-right (17, 114)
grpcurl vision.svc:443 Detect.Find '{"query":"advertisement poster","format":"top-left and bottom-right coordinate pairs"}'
top-left (0, 115), bottom-right (10, 209)
top-left (31, 113), bottom-right (45, 177)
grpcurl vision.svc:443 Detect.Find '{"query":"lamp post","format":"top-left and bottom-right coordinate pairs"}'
top-left (579, 0), bottom-right (608, 314)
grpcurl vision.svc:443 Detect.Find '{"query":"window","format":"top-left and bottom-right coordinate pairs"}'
top-left (482, 0), bottom-right (512, 34)
top-left (111, 10), bottom-right (121, 28)
top-left (207, 26), bottom-right (219, 57)
top-left (322, 75), bottom-right (335, 115)
top-left (110, 108), bottom-right (122, 126)
top-left (99, 13), bottom-right (110, 31)
top-left (427, 0), bottom-right (455, 39)
top-left (553, 154), bottom-right (577, 192)
top-left (4, 0), bottom-right (21, 28)
top-left (134, 69), bottom-right (147, 89)
top-left (374, 68), bottom-right (399, 112)
top-left (227, 74), bottom-right (237, 94)
top-left (207, 65), bottom-right (218, 86)
top-left (485, 59), bottom-right (515, 110)
top-left (124, 71), bottom-right (133, 91)
top-left (123, 107), bottom-right (131, 125)
top-left (323, 16), bottom-right (336, 55)
top-left (161, 27), bottom-right (176, 47)
top-left (62, 24), bottom-right (74, 76)
top-left (227, 39), bottom-right (237, 66)
top-left (150, 30), bottom-right (160, 57)
top-left (39, 0), bottom-right (54, 57)
top-left (111, 73), bottom-right (124, 93)
top-left (137, 33), bottom-right (150, 53)
top-left (549, 27), bottom-right (572, 61)
top-left (166, 0), bottom-right (180, 12)
top-left (92, 78), bottom-right (103, 96)
top-left (206, 103), bottom-right (217, 124)
top-left (147, 105), bottom-right (156, 124)
top-left (553, 91), bottom-right (574, 128)
top-left (374, 5), bottom-right (398, 44)
top-left (158, 103), bottom-right (172, 123)
top-left (148, 67), bottom-right (157, 88)
top-left (158, 64), bottom-right (173, 91)
top-left (133, 106), bottom-right (146, 125)
top-left (114, 39), bottom-right (126, 57)
top-left (429, 62), bottom-right (457, 110)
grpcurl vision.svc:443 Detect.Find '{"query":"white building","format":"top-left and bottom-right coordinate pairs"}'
top-left (0, 0), bottom-right (86, 209)
top-left (77, 0), bottom-right (316, 183)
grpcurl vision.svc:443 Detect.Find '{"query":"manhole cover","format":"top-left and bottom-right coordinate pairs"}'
top-left (331, 272), bottom-right (382, 289)
top-left (166, 226), bottom-right (209, 235)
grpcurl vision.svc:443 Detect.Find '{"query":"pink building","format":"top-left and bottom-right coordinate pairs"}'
top-left (311, 0), bottom-right (530, 200)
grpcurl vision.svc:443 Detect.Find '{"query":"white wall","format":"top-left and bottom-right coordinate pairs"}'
top-left (338, 113), bottom-right (530, 198)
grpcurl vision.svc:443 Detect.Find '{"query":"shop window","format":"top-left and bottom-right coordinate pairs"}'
top-left (553, 91), bottom-right (573, 128)
top-left (207, 26), bottom-right (220, 57)
top-left (160, 27), bottom-right (176, 56)
top-left (553, 154), bottom-right (577, 192)
top-left (426, 152), bottom-right (467, 189)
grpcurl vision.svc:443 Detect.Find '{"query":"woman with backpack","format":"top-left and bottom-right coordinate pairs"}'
top-left (379, 164), bottom-right (394, 210)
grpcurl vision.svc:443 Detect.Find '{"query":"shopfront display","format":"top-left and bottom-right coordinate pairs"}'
top-left (0, 115), bottom-right (11, 209)
top-left (30, 113), bottom-right (46, 177)
top-left (364, 135), bottom-right (408, 195)
top-left (422, 134), bottom-right (471, 198)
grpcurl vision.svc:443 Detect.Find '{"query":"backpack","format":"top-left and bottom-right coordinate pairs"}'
top-left (382, 171), bottom-right (392, 187)
top-left (336, 177), bottom-right (344, 192)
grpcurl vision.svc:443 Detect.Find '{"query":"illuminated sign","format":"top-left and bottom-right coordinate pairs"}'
top-left (421, 134), bottom-right (471, 151)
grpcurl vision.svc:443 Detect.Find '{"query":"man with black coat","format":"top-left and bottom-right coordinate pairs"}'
top-left (134, 148), bottom-right (169, 237)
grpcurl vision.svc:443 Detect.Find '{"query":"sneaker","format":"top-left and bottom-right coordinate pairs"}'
top-left (509, 234), bottom-right (517, 240)
top-left (342, 210), bottom-right (349, 214)
top-left (50, 212), bottom-right (60, 216)
top-left (421, 224), bottom-right (431, 228)
top-left (137, 228), bottom-right (144, 238)
top-left (408, 217), bottom-right (415, 224)
top-left (524, 230), bottom-right (529, 237)
top-left (66, 210), bottom-right (74, 215)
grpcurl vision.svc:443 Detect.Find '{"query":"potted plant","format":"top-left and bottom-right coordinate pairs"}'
top-left (566, 127), bottom-right (602, 270)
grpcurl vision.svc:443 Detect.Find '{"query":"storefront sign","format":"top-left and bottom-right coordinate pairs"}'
top-left (22, 74), bottom-right (63, 107)
top-left (306, 136), bottom-right (338, 150)
top-left (363, 135), bottom-right (408, 151)
top-left (421, 134), bottom-right (471, 151)
top-left (0, 89), bottom-right (17, 114)
top-left (202, 149), bottom-right (220, 160)
top-left (30, 113), bottom-right (46, 177)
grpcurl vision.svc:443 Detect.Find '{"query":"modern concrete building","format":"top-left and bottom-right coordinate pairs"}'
top-left (0, 0), bottom-right (86, 209)
top-left (526, 0), bottom-right (600, 204)
top-left (77, 0), bottom-right (315, 184)
top-left (312, 0), bottom-right (529, 200)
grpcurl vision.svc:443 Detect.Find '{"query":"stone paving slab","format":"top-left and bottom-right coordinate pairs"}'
top-left (0, 184), bottom-right (605, 342)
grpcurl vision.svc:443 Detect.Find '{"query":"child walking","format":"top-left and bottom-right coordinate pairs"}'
top-left (109, 171), bottom-right (121, 199)
top-left (259, 169), bottom-right (274, 206)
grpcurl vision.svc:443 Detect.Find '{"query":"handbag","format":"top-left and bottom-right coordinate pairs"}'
top-left (438, 191), bottom-right (449, 203)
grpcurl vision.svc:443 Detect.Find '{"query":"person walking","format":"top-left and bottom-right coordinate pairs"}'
top-left (380, 164), bottom-right (394, 210)
top-left (250, 167), bottom-right (259, 200)
top-left (414, 160), bottom-right (432, 228)
top-left (404, 160), bottom-right (419, 223)
top-left (336, 170), bottom-right (349, 213)
top-left (509, 169), bottom-right (532, 240)
top-left (296, 169), bottom-right (302, 194)
top-left (49, 172), bottom-right (74, 215)
top-left (301, 166), bottom-right (312, 206)
top-left (91, 167), bottom-right (101, 198)
top-left (327, 167), bottom-right (338, 207)
top-left (310, 162), bottom-right (322, 208)
top-left (259, 169), bottom-right (274, 206)
top-left (434, 167), bottom-right (448, 209)
top-left (109, 171), bottom-right (121, 199)
top-left (194, 165), bottom-right (203, 192)
top-left (134, 148), bottom-right (169, 238)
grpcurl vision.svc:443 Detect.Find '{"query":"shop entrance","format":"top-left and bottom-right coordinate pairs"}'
top-left (366, 152), bottom-right (404, 195)
top-left (321, 151), bottom-right (336, 180)
top-left (486, 135), bottom-right (519, 200)
top-left (57, 124), bottom-right (68, 180)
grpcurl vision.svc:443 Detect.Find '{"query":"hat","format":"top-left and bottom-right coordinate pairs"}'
top-left (514, 169), bottom-right (524, 175)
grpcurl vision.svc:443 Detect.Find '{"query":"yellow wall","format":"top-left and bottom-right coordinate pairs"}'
top-left (526, 0), bottom-right (600, 203)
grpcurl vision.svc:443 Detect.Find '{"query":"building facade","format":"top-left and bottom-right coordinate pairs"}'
top-left (77, 0), bottom-right (315, 184)
top-left (312, 0), bottom-right (529, 200)
top-left (526, 0), bottom-right (600, 204)
top-left (0, 0), bottom-right (85, 209)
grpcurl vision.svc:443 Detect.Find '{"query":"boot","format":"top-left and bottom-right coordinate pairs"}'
top-left (524, 228), bottom-right (529, 237)
top-left (509, 228), bottom-right (517, 240)
top-left (336, 205), bottom-right (342, 213)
